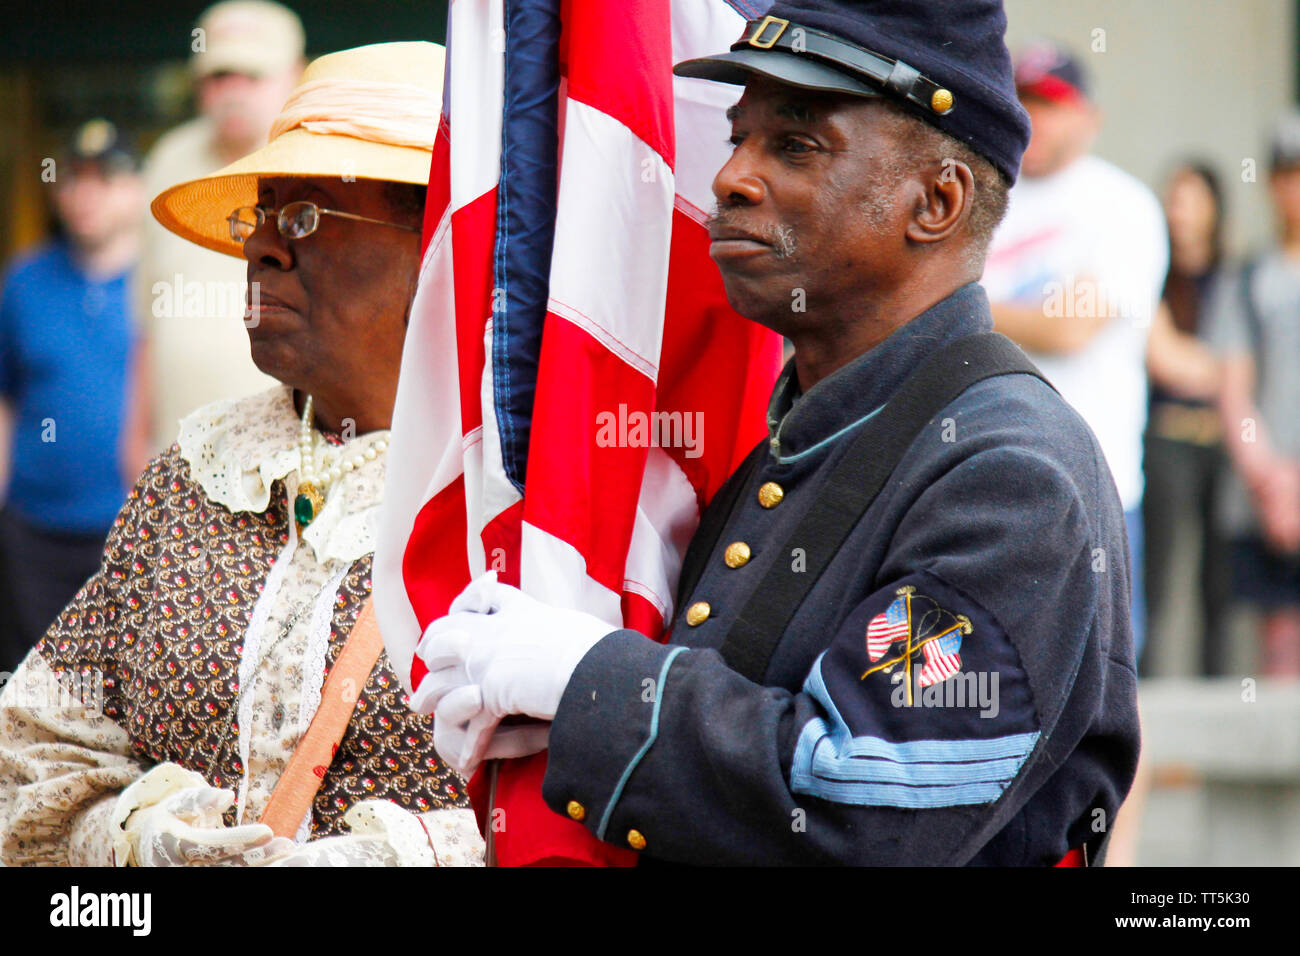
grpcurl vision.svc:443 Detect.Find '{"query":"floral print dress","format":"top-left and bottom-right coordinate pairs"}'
top-left (0, 386), bottom-right (480, 865)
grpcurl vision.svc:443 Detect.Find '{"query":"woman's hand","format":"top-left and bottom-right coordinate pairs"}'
top-left (257, 800), bottom-right (480, 867)
top-left (111, 763), bottom-right (294, 866)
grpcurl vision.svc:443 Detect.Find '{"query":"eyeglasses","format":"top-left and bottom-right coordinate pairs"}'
top-left (227, 201), bottom-right (419, 243)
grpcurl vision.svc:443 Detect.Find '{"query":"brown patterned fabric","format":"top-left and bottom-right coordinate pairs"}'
top-left (36, 446), bottom-right (466, 838)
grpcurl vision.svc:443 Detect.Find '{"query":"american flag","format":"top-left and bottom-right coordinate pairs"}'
top-left (918, 630), bottom-right (963, 688)
top-left (866, 597), bottom-right (910, 661)
top-left (374, 0), bottom-right (782, 866)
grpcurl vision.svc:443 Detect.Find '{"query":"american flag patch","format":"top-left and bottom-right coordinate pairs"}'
top-left (918, 630), bottom-right (963, 687)
top-left (865, 597), bottom-right (910, 661)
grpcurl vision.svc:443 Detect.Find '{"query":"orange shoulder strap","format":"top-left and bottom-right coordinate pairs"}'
top-left (259, 597), bottom-right (385, 838)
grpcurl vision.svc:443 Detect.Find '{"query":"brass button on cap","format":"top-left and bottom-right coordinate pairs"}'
top-left (724, 541), bottom-right (752, 568)
top-left (931, 88), bottom-right (954, 113)
top-left (758, 481), bottom-right (785, 508)
top-left (627, 829), bottom-right (647, 851)
top-left (566, 800), bottom-right (586, 822)
top-left (686, 601), bottom-right (711, 626)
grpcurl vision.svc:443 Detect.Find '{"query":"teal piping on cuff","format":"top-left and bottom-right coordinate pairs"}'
top-left (595, 645), bottom-right (689, 842)
top-left (772, 403), bottom-right (885, 464)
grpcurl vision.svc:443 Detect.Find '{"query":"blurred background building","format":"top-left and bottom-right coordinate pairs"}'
top-left (0, 1), bottom-right (451, 261)
top-left (2, 0), bottom-right (1299, 865)
top-left (1006, 0), bottom-right (1296, 256)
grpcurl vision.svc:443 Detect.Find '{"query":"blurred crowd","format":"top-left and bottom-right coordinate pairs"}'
top-left (0, 1), bottom-right (301, 666)
top-left (2, 1), bottom-right (1300, 688)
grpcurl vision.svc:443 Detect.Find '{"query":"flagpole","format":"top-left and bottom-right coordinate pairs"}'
top-left (485, 759), bottom-right (499, 866)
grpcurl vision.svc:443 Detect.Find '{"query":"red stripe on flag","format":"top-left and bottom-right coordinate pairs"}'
top-left (559, 0), bottom-right (675, 166)
top-left (451, 189), bottom-right (499, 434)
top-left (467, 753), bottom-right (639, 867)
top-left (658, 206), bottom-right (783, 502)
top-left (481, 499), bottom-right (524, 589)
top-left (621, 589), bottom-right (668, 643)
top-left (420, 115), bottom-right (450, 257)
top-left (522, 316), bottom-right (658, 596)
top-left (919, 640), bottom-right (961, 687)
top-left (402, 475), bottom-right (472, 690)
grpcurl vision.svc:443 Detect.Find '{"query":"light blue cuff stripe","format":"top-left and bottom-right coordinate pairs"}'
top-left (595, 645), bottom-right (688, 841)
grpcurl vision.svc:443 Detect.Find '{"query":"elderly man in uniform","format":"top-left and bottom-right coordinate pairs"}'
top-left (411, 0), bottom-right (1139, 866)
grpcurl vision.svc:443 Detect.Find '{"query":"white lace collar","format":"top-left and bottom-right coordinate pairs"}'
top-left (176, 385), bottom-right (388, 565)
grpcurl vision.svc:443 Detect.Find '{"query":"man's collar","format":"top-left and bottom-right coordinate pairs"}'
top-left (766, 282), bottom-right (994, 463)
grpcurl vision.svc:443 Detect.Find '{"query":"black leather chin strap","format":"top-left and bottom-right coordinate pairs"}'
top-left (737, 14), bottom-right (956, 116)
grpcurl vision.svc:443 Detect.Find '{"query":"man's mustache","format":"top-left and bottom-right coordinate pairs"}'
top-left (706, 208), bottom-right (797, 260)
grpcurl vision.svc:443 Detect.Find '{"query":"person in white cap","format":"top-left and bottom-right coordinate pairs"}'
top-left (133, 1), bottom-right (305, 456)
top-left (0, 41), bottom-right (483, 868)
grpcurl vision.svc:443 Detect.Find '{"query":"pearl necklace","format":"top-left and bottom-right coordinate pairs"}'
top-left (294, 394), bottom-right (389, 532)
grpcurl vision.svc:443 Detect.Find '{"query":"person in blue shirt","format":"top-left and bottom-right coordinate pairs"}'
top-left (0, 119), bottom-right (146, 670)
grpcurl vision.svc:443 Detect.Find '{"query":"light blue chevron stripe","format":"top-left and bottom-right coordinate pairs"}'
top-left (832, 730), bottom-right (1040, 763)
top-left (789, 653), bottom-right (1040, 808)
top-left (810, 748), bottom-right (1030, 786)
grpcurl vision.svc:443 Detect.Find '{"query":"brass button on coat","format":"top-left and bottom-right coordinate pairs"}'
top-left (627, 829), bottom-right (647, 851)
top-left (724, 541), bottom-right (752, 568)
top-left (686, 601), bottom-right (711, 626)
top-left (566, 800), bottom-right (586, 821)
top-left (758, 482), bottom-right (785, 508)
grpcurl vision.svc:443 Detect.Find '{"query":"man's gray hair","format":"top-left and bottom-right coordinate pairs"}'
top-left (876, 100), bottom-right (1012, 270)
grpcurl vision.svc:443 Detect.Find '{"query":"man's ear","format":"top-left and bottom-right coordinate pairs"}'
top-left (905, 157), bottom-right (973, 245)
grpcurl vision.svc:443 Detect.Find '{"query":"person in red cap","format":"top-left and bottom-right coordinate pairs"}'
top-left (983, 40), bottom-right (1168, 663)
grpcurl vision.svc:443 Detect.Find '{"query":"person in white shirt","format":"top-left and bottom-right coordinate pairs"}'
top-left (134, 1), bottom-right (305, 453)
top-left (982, 41), bottom-right (1168, 657)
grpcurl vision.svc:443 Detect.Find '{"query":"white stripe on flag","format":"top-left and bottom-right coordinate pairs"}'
top-left (448, 0), bottom-right (504, 209)
top-left (521, 521), bottom-right (625, 627)
top-left (375, 214), bottom-right (466, 680)
top-left (670, 0), bottom-right (751, 222)
top-left (472, 317), bottom-right (523, 545)
top-left (623, 447), bottom-right (703, 625)
top-left (546, 98), bottom-right (675, 382)
top-left (670, 74), bottom-right (742, 219)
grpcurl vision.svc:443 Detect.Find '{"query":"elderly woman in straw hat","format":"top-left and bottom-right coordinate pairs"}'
top-left (0, 42), bottom-right (483, 867)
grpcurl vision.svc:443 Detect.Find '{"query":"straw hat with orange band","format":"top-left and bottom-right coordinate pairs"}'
top-left (153, 39), bottom-right (443, 259)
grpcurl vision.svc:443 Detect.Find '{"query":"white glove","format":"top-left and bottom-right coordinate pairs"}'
top-left (431, 686), bottom-right (553, 778)
top-left (260, 800), bottom-right (450, 867)
top-left (111, 763), bottom-right (294, 867)
top-left (409, 571), bottom-right (614, 776)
